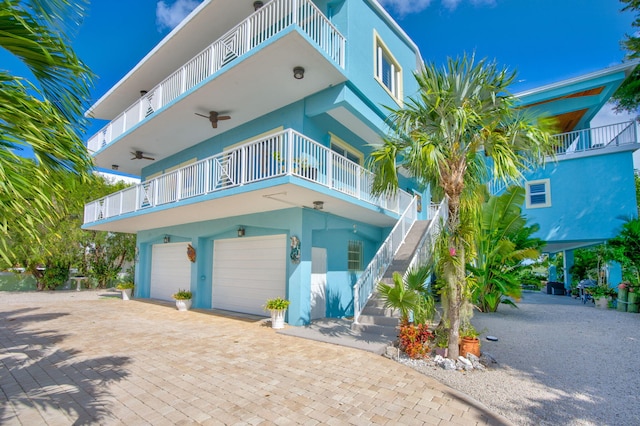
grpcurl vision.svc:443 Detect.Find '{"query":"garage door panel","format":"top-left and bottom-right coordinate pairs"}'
top-left (212, 235), bottom-right (286, 315)
top-left (150, 243), bottom-right (191, 301)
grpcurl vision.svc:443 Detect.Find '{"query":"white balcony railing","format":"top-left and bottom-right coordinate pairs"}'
top-left (84, 129), bottom-right (411, 225)
top-left (86, 0), bottom-right (346, 153)
top-left (554, 121), bottom-right (637, 155)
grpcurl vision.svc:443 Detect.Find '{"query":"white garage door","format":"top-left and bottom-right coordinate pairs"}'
top-left (150, 242), bottom-right (191, 301)
top-left (212, 235), bottom-right (286, 315)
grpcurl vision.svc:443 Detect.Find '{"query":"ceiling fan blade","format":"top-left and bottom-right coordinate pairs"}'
top-left (217, 115), bottom-right (231, 120)
top-left (142, 156), bottom-right (155, 161)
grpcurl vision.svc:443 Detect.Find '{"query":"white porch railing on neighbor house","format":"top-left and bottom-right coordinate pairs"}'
top-left (83, 129), bottom-right (411, 224)
top-left (554, 121), bottom-right (637, 155)
top-left (86, 0), bottom-right (346, 153)
top-left (352, 196), bottom-right (419, 324)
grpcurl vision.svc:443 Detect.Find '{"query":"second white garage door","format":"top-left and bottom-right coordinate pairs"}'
top-left (150, 242), bottom-right (191, 301)
top-left (212, 235), bottom-right (287, 315)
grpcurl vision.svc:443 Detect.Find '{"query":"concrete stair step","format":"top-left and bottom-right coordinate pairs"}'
top-left (356, 314), bottom-right (399, 327)
top-left (361, 305), bottom-right (395, 316)
top-left (351, 322), bottom-right (398, 337)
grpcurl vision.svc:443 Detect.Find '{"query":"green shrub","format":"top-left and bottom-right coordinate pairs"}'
top-left (172, 289), bottom-right (192, 300)
top-left (264, 297), bottom-right (290, 310)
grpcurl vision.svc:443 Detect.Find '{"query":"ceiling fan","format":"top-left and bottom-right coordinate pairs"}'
top-left (195, 111), bottom-right (231, 128)
top-left (131, 151), bottom-right (155, 161)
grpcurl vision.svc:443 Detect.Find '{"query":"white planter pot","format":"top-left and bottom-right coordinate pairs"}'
top-left (270, 309), bottom-right (286, 329)
top-left (595, 298), bottom-right (609, 309)
top-left (175, 299), bottom-right (192, 311)
top-left (121, 288), bottom-right (132, 300)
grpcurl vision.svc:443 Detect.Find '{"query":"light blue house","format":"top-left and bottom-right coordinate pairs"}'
top-left (514, 63), bottom-right (639, 290)
top-left (83, 0), bottom-right (638, 324)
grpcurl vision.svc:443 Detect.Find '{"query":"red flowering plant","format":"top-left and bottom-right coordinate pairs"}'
top-left (398, 320), bottom-right (433, 359)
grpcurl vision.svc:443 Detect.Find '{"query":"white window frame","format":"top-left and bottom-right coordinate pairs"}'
top-left (526, 179), bottom-right (551, 208)
top-left (374, 31), bottom-right (403, 105)
top-left (329, 133), bottom-right (363, 165)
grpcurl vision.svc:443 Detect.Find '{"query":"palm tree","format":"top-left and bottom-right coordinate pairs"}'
top-left (370, 54), bottom-right (555, 358)
top-left (0, 0), bottom-right (93, 262)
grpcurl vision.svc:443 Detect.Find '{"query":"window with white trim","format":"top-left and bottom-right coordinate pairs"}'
top-left (526, 179), bottom-right (551, 208)
top-left (374, 33), bottom-right (402, 103)
top-left (348, 240), bottom-right (363, 272)
top-left (330, 133), bottom-right (363, 165)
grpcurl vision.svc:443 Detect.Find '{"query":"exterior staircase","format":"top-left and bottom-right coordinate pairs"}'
top-left (351, 220), bottom-right (432, 337)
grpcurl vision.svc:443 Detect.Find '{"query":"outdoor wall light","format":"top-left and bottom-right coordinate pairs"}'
top-left (238, 227), bottom-right (245, 237)
top-left (164, 235), bottom-right (170, 243)
top-left (140, 90), bottom-right (148, 97)
top-left (293, 66), bottom-right (305, 80)
top-left (313, 201), bottom-right (324, 210)
top-left (253, 1), bottom-right (264, 10)
top-left (111, 164), bottom-right (119, 170)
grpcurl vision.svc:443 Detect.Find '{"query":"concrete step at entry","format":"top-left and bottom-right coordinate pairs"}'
top-left (351, 322), bottom-right (398, 338)
top-left (356, 313), bottom-right (399, 327)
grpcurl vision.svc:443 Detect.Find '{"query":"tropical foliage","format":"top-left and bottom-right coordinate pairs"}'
top-left (469, 186), bottom-right (544, 312)
top-left (608, 218), bottom-right (640, 284)
top-left (612, 0), bottom-right (640, 113)
top-left (369, 54), bottom-right (555, 358)
top-left (0, 0), bottom-right (94, 262)
top-left (1, 174), bottom-right (136, 290)
top-left (377, 265), bottom-right (435, 325)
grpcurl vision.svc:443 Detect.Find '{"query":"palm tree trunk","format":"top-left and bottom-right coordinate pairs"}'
top-left (445, 193), bottom-right (464, 359)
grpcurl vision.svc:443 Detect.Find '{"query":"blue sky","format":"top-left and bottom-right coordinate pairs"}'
top-left (3, 0), bottom-right (637, 137)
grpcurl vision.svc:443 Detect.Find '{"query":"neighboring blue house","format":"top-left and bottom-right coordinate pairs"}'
top-left (515, 63), bottom-right (639, 291)
top-left (83, 0), bottom-right (638, 324)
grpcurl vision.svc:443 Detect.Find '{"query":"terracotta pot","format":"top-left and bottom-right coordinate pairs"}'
top-left (459, 337), bottom-right (480, 357)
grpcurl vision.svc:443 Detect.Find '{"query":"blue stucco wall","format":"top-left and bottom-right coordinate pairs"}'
top-left (135, 207), bottom-right (388, 325)
top-left (524, 151), bottom-right (637, 246)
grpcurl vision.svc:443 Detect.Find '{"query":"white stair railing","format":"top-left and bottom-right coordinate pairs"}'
top-left (404, 198), bottom-right (448, 277)
top-left (353, 196), bottom-right (418, 324)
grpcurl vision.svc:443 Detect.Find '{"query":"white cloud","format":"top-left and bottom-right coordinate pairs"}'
top-left (378, 0), bottom-right (433, 16)
top-left (379, 0), bottom-right (495, 15)
top-left (156, 0), bottom-right (201, 31)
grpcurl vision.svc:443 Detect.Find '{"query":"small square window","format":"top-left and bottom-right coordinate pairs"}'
top-left (348, 240), bottom-right (363, 271)
top-left (526, 179), bottom-right (551, 208)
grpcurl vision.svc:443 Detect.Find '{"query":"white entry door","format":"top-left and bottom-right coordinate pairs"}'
top-left (311, 247), bottom-right (327, 319)
top-left (212, 235), bottom-right (286, 315)
top-left (150, 242), bottom-right (191, 301)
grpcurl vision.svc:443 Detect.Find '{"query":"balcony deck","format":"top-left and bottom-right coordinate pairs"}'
top-left (86, 0), bottom-right (346, 176)
top-left (84, 129), bottom-right (412, 233)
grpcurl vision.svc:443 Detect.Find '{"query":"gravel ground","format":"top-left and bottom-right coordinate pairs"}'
top-left (398, 291), bottom-right (640, 426)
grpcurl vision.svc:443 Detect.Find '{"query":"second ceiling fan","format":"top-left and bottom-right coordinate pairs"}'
top-left (195, 111), bottom-right (231, 128)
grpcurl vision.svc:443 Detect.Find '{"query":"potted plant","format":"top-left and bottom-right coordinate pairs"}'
top-left (172, 289), bottom-right (193, 311)
top-left (432, 327), bottom-right (449, 357)
top-left (264, 297), bottom-right (290, 329)
top-left (116, 282), bottom-right (134, 300)
top-left (459, 322), bottom-right (481, 357)
top-left (588, 285), bottom-right (612, 309)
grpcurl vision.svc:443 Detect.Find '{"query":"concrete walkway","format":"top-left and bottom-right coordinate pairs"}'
top-left (0, 290), bottom-right (512, 425)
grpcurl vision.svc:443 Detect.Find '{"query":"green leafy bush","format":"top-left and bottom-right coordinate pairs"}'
top-left (264, 297), bottom-right (290, 310)
top-left (172, 289), bottom-right (192, 300)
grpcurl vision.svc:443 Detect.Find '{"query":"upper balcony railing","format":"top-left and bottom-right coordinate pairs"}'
top-left (554, 121), bottom-right (636, 155)
top-left (488, 121), bottom-right (638, 195)
top-left (84, 129), bottom-right (412, 225)
top-left (86, 0), bottom-right (346, 154)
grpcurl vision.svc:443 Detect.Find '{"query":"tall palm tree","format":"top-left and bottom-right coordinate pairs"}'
top-left (370, 54), bottom-right (555, 358)
top-left (0, 0), bottom-right (93, 262)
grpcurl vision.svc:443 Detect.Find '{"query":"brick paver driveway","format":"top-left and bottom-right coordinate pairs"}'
top-left (0, 291), bottom-right (510, 425)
